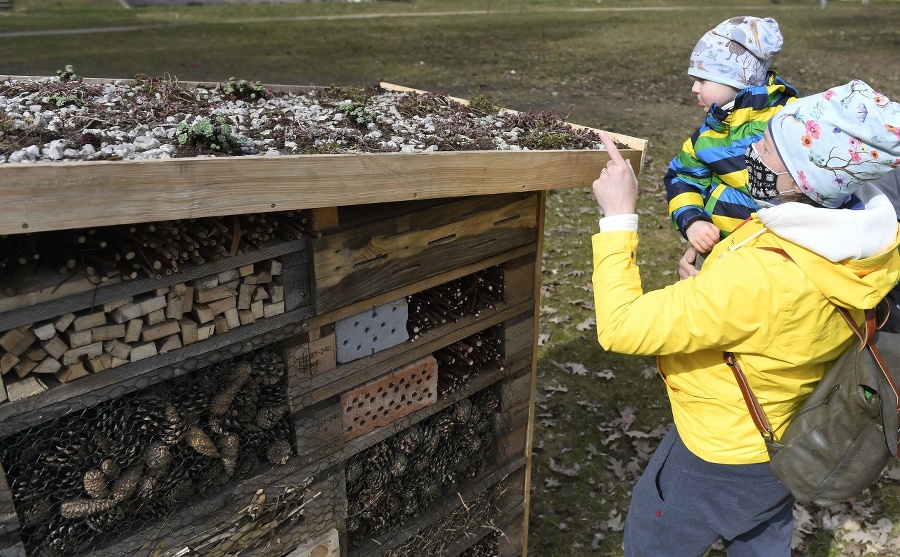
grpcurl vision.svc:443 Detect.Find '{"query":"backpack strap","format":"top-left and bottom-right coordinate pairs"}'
top-left (723, 351), bottom-right (773, 441)
top-left (725, 247), bottom-right (900, 453)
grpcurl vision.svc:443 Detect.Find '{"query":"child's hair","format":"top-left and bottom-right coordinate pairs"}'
top-left (688, 16), bottom-right (783, 90)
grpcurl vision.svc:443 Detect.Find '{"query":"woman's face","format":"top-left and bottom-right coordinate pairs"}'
top-left (748, 128), bottom-right (796, 195)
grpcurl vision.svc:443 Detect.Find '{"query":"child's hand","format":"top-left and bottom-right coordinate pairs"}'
top-left (686, 220), bottom-right (720, 254)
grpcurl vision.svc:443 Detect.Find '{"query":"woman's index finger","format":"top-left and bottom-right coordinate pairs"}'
top-left (598, 131), bottom-right (627, 167)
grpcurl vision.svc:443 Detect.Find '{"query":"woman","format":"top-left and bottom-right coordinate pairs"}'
top-left (591, 80), bottom-right (900, 556)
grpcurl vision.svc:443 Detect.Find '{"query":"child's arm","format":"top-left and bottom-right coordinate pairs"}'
top-left (664, 136), bottom-right (715, 239)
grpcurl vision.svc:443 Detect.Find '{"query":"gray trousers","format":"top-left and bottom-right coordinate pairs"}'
top-left (624, 426), bottom-right (794, 557)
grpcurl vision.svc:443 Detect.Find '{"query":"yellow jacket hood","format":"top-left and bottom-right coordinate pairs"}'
top-left (755, 182), bottom-right (900, 309)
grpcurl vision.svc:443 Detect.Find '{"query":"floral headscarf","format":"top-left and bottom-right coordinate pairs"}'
top-left (769, 80), bottom-right (900, 208)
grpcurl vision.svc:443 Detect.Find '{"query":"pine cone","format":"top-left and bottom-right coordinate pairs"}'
top-left (83, 469), bottom-right (109, 499)
top-left (183, 426), bottom-right (220, 458)
top-left (111, 466), bottom-right (143, 502)
top-left (143, 440), bottom-right (172, 477)
top-left (254, 404), bottom-right (287, 430)
top-left (265, 439), bottom-right (291, 465)
top-left (59, 497), bottom-right (117, 519)
top-left (161, 403), bottom-right (186, 445)
top-left (100, 458), bottom-right (121, 480)
top-left (216, 432), bottom-right (240, 477)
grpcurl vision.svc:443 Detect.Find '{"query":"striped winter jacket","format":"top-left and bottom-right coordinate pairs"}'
top-left (665, 72), bottom-right (799, 239)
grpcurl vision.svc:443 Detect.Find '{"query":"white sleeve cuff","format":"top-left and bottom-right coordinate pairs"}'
top-left (599, 214), bottom-right (639, 232)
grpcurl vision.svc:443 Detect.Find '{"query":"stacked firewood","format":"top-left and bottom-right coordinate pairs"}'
top-left (435, 327), bottom-right (504, 396)
top-left (0, 258), bottom-right (285, 402)
top-left (0, 211), bottom-right (311, 295)
top-left (406, 266), bottom-right (504, 341)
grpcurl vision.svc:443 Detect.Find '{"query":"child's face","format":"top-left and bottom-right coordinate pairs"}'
top-left (691, 79), bottom-right (739, 111)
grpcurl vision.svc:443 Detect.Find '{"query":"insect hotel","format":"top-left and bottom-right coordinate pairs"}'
top-left (0, 76), bottom-right (645, 557)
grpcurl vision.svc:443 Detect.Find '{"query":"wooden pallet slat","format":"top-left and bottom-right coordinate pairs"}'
top-left (0, 150), bottom-right (640, 236)
top-left (311, 193), bottom-right (540, 313)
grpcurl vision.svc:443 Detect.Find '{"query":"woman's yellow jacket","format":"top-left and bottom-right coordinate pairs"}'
top-left (591, 217), bottom-right (900, 464)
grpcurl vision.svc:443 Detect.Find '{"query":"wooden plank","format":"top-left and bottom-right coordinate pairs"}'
top-left (501, 254), bottom-right (536, 304)
top-left (281, 331), bottom-right (336, 414)
top-left (498, 369), bottom-right (533, 465)
top-left (312, 193), bottom-right (539, 314)
top-left (281, 248), bottom-right (311, 313)
top-left (501, 313), bottom-right (535, 360)
top-left (521, 191), bottom-right (544, 557)
top-left (498, 508), bottom-right (526, 557)
top-left (501, 369), bottom-right (533, 424)
top-left (293, 398), bottom-right (345, 469)
top-left (0, 150), bottom-right (642, 236)
top-left (92, 463), bottom-right (344, 557)
top-left (309, 207), bottom-right (339, 234)
top-left (0, 462), bottom-right (23, 552)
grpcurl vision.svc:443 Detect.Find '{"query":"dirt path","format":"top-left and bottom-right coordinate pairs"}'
top-left (0, 5), bottom-right (708, 38)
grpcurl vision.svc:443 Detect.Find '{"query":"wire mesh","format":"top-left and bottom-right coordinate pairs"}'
top-left (344, 386), bottom-right (501, 548)
top-left (382, 484), bottom-right (503, 557)
top-left (0, 344), bottom-right (299, 557)
top-left (0, 211), bottom-right (314, 291)
top-left (0, 225), bottom-right (527, 557)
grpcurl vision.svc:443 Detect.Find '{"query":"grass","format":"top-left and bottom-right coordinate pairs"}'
top-left (3, 0), bottom-right (900, 555)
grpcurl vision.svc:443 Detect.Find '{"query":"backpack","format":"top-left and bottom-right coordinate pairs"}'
top-left (726, 299), bottom-right (900, 506)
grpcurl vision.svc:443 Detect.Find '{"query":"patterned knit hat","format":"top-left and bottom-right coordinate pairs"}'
top-left (769, 80), bottom-right (900, 208)
top-left (688, 16), bottom-right (783, 90)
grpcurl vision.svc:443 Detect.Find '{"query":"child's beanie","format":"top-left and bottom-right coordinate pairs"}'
top-left (688, 16), bottom-right (783, 91)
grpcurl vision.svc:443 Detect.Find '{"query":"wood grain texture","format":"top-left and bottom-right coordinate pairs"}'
top-left (312, 193), bottom-right (539, 313)
top-left (0, 149), bottom-right (640, 236)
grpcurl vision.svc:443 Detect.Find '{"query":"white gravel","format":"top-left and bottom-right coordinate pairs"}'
top-left (0, 75), bottom-right (604, 164)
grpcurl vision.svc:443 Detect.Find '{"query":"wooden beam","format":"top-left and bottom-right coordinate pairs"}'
top-left (0, 149), bottom-right (640, 236)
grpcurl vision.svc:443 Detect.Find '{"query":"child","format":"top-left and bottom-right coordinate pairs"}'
top-left (665, 16), bottom-right (798, 258)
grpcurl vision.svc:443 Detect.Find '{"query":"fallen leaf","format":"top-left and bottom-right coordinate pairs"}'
top-left (576, 317), bottom-right (595, 331)
top-left (549, 458), bottom-right (581, 477)
top-left (564, 362), bottom-right (589, 376)
top-left (593, 369), bottom-right (615, 380)
top-left (606, 513), bottom-right (625, 532)
top-left (608, 458), bottom-right (626, 480)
